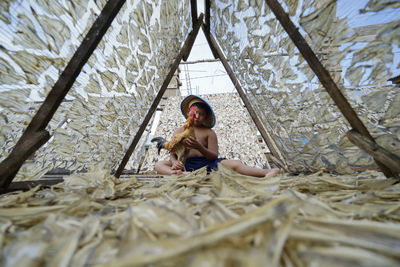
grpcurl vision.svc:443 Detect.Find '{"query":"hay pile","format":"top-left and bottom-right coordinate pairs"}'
top-left (0, 165), bottom-right (399, 266)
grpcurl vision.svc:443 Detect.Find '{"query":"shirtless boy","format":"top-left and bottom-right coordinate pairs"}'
top-left (154, 95), bottom-right (280, 178)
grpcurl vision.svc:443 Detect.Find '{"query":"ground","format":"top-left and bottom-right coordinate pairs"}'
top-left (0, 165), bottom-right (399, 266)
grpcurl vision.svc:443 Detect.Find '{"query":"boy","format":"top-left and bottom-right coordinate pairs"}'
top-left (154, 95), bottom-right (280, 177)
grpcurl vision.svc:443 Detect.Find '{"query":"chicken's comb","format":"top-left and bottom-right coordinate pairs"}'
top-left (189, 106), bottom-right (197, 119)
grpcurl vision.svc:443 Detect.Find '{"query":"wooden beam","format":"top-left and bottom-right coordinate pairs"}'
top-left (190, 0), bottom-right (198, 26)
top-left (202, 0), bottom-right (219, 59)
top-left (205, 31), bottom-right (288, 171)
top-left (346, 130), bottom-right (400, 176)
top-left (265, 0), bottom-right (395, 178)
top-left (0, 130), bottom-right (50, 188)
top-left (180, 59), bottom-right (221, 64)
top-left (204, 0), bottom-right (210, 33)
top-left (0, 0), bottom-right (126, 188)
top-left (202, 25), bottom-right (220, 59)
top-left (388, 74), bottom-right (400, 84)
top-left (114, 14), bottom-right (205, 178)
top-left (182, 14), bottom-right (204, 61)
top-left (0, 178), bottom-right (64, 194)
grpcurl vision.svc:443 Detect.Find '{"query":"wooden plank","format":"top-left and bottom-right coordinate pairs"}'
top-left (265, 0), bottom-right (395, 178)
top-left (180, 59), bottom-right (221, 64)
top-left (0, 130), bottom-right (50, 188)
top-left (182, 14), bottom-right (204, 61)
top-left (388, 74), bottom-right (400, 84)
top-left (0, 178), bottom-right (64, 194)
top-left (190, 0), bottom-right (198, 26)
top-left (0, 0), bottom-right (126, 188)
top-left (202, 0), bottom-right (219, 59)
top-left (205, 31), bottom-right (288, 172)
top-left (347, 130), bottom-right (400, 176)
top-left (204, 0), bottom-right (210, 33)
top-left (202, 25), bottom-right (220, 59)
top-left (114, 14), bottom-right (205, 178)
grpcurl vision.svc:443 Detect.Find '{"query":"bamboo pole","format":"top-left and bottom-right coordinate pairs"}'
top-left (0, 0), bottom-right (126, 188)
top-left (347, 130), bottom-right (400, 176)
top-left (265, 0), bottom-right (395, 178)
top-left (114, 14), bottom-right (205, 178)
top-left (205, 29), bottom-right (288, 171)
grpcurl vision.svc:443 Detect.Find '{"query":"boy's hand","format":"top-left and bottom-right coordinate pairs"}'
top-left (184, 136), bottom-right (202, 150)
top-left (171, 160), bottom-right (184, 170)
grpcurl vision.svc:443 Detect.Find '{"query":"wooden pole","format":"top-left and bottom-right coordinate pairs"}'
top-left (204, 0), bottom-right (210, 34)
top-left (114, 14), bottom-right (205, 178)
top-left (265, 0), bottom-right (395, 178)
top-left (0, 178), bottom-right (64, 195)
top-left (190, 0), bottom-right (198, 26)
top-left (182, 14), bottom-right (204, 61)
top-left (0, 130), bottom-right (50, 188)
top-left (202, 0), bottom-right (219, 59)
top-left (205, 30), bottom-right (288, 171)
top-left (0, 0), bottom-right (126, 188)
top-left (346, 130), bottom-right (400, 176)
top-left (180, 59), bottom-right (221, 64)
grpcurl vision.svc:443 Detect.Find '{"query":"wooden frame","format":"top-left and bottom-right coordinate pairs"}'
top-left (204, 28), bottom-right (288, 171)
top-left (114, 14), bottom-right (205, 178)
top-left (265, 0), bottom-right (396, 178)
top-left (182, 14), bottom-right (203, 61)
top-left (347, 130), bottom-right (400, 175)
top-left (0, 178), bottom-right (64, 194)
top-left (2, 0), bottom-right (398, 189)
top-left (203, 0), bottom-right (219, 59)
top-left (0, 0), bottom-right (126, 188)
top-left (190, 0), bottom-right (198, 25)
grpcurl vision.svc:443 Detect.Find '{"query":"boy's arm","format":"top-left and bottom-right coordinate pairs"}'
top-left (203, 130), bottom-right (218, 160)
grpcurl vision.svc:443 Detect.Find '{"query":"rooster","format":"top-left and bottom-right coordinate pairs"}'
top-left (151, 106), bottom-right (198, 163)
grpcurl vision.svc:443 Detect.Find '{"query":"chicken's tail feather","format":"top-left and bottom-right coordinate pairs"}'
top-left (151, 137), bottom-right (166, 154)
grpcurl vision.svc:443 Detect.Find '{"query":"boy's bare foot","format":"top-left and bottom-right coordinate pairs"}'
top-left (264, 168), bottom-right (281, 178)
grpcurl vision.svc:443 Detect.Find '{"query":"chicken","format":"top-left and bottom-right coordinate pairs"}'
top-left (151, 106), bottom-right (198, 163)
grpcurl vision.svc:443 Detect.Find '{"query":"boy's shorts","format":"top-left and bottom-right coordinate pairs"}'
top-left (185, 156), bottom-right (225, 173)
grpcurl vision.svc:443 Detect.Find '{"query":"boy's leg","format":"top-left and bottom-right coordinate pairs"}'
top-left (221, 159), bottom-right (280, 178)
top-left (155, 160), bottom-right (184, 175)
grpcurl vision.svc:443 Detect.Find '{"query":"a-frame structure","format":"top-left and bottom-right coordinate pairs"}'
top-left (1, 0), bottom-right (399, 191)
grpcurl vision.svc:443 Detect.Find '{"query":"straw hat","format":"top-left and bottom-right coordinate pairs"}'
top-left (180, 95), bottom-right (215, 128)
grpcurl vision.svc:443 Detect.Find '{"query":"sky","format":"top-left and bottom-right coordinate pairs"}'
top-left (179, 29), bottom-right (234, 96)
top-left (178, 1), bottom-right (233, 96)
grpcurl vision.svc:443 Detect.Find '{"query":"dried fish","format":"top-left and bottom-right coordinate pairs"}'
top-left (361, 0), bottom-right (400, 12)
top-left (0, 1), bottom-right (399, 265)
top-left (0, 162), bottom-right (400, 266)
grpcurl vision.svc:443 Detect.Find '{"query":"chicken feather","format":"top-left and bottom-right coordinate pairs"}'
top-left (151, 107), bottom-right (197, 163)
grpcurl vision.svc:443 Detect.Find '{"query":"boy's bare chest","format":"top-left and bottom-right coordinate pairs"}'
top-left (194, 128), bottom-right (209, 147)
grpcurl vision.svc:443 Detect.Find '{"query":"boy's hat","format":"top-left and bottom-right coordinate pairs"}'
top-left (181, 95), bottom-right (215, 128)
